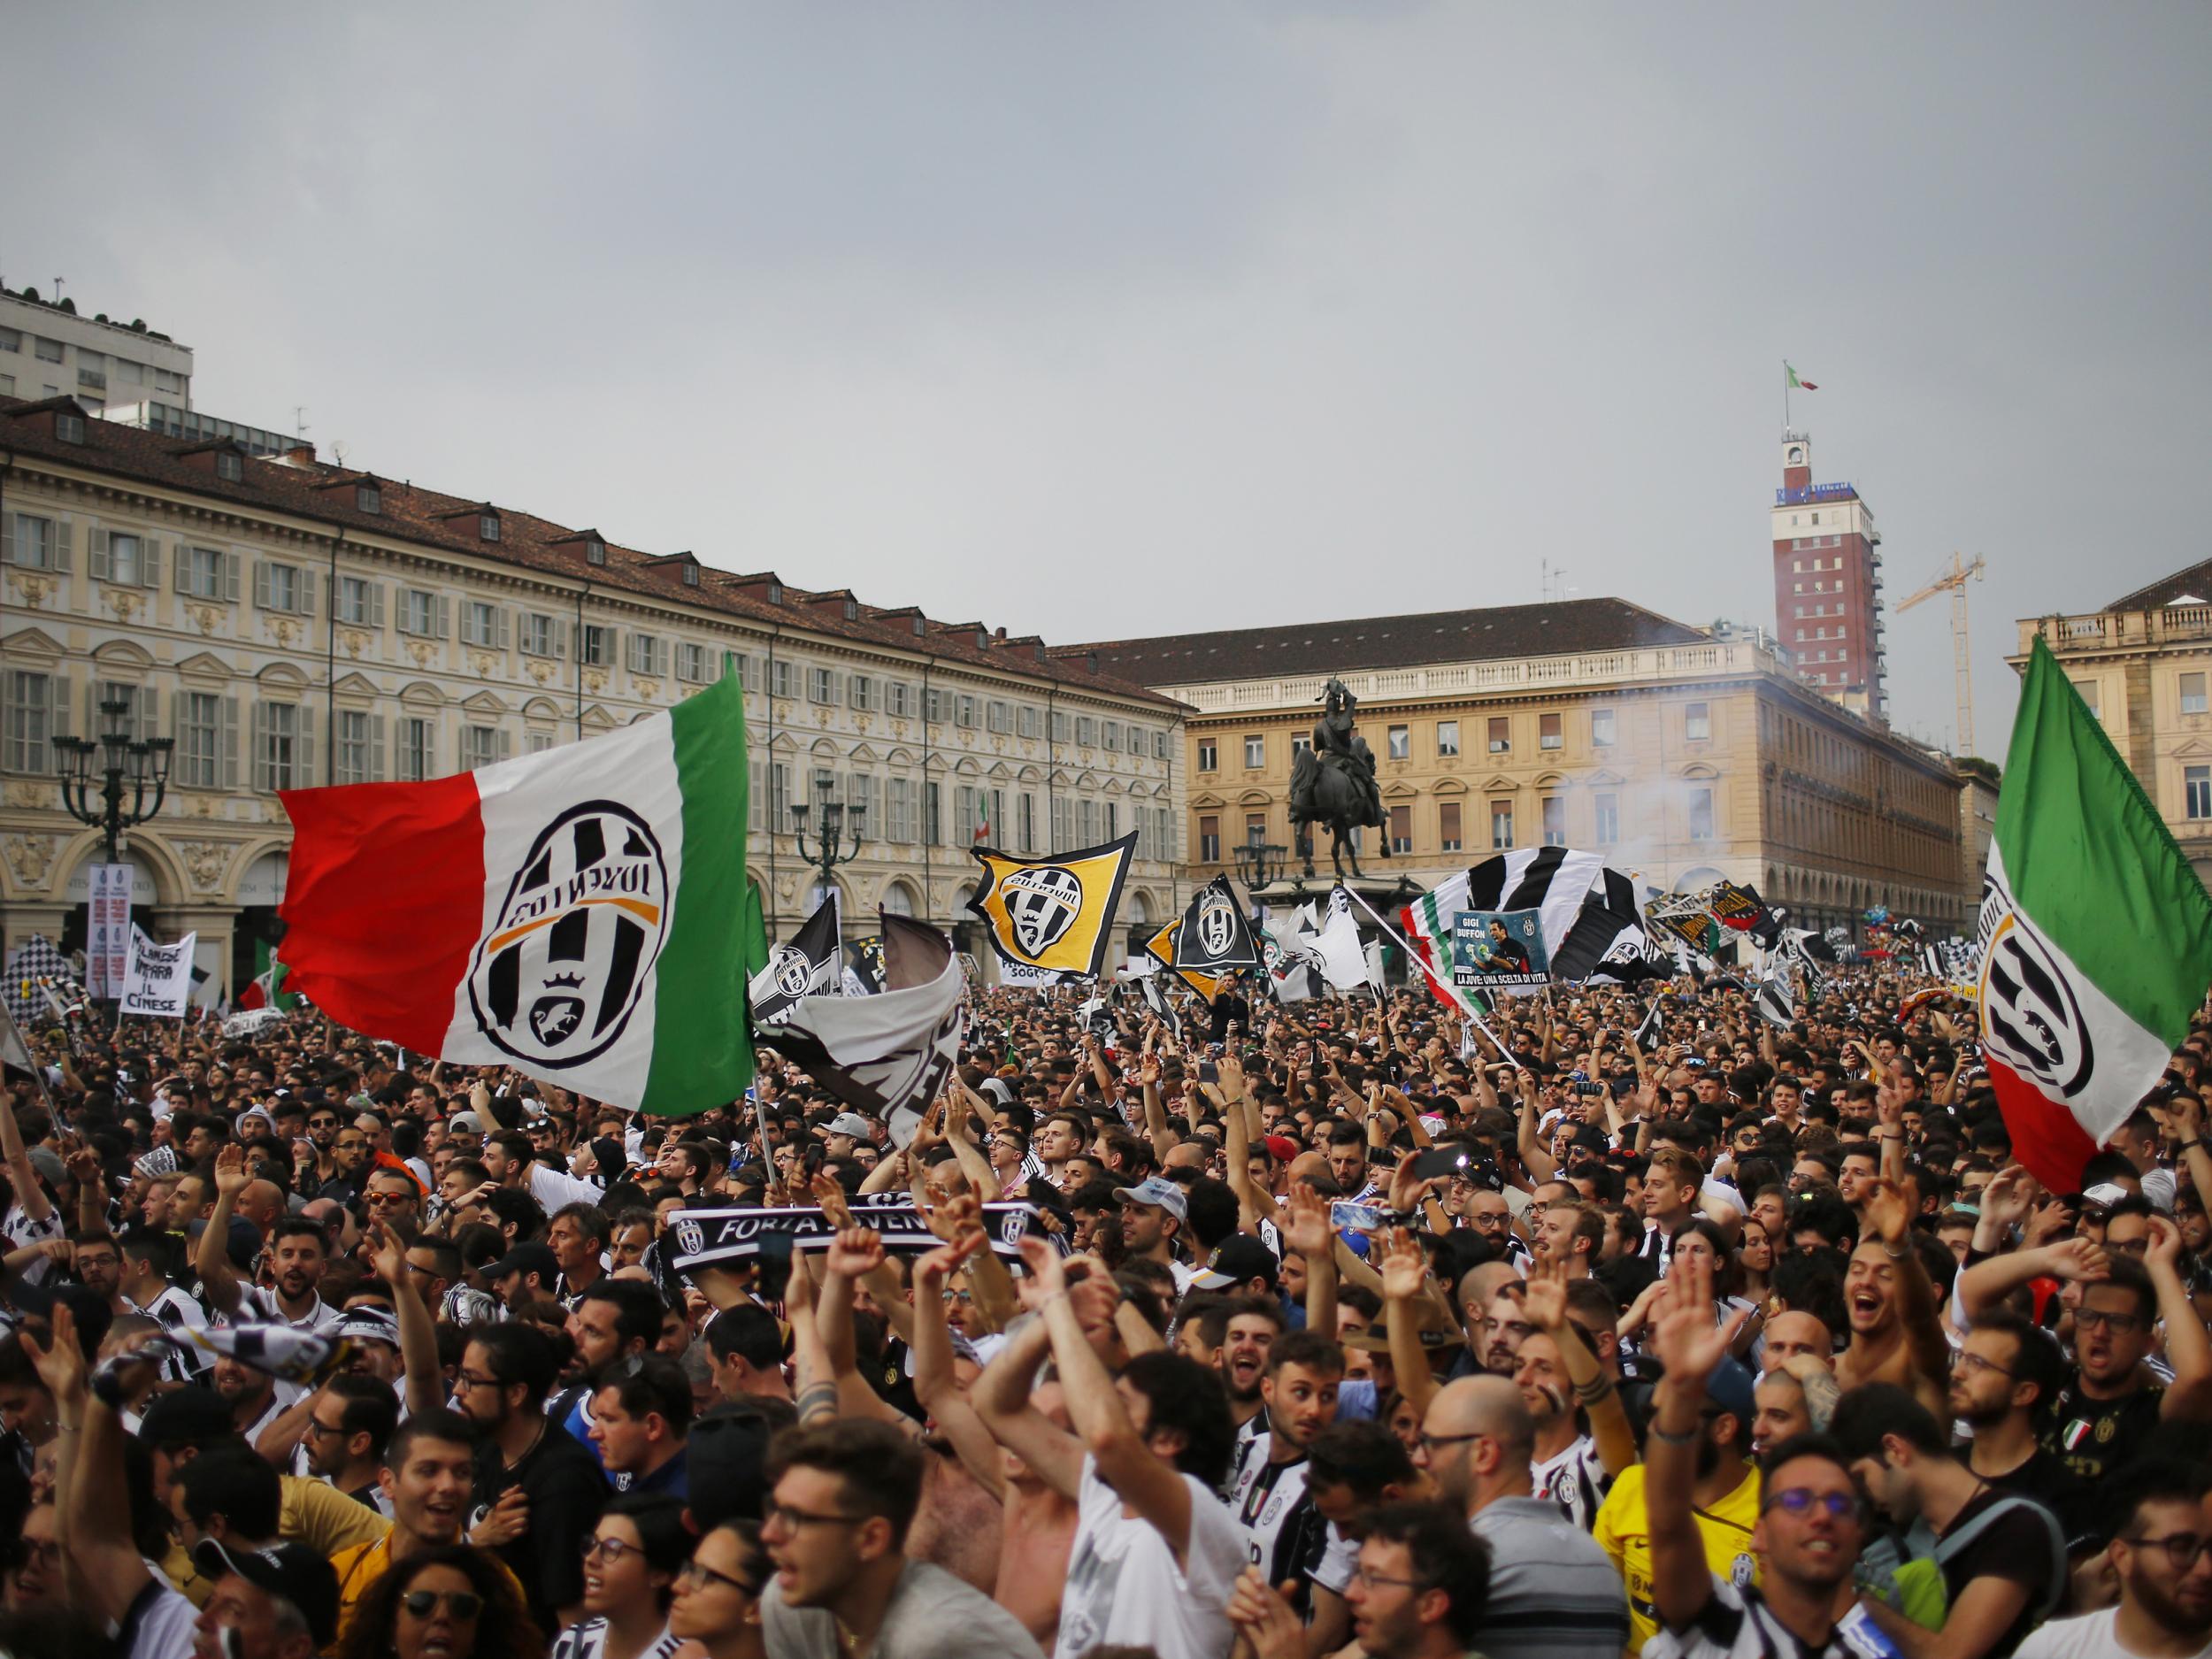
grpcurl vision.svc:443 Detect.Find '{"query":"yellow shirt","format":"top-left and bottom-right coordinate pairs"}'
top-left (1592, 1461), bottom-right (1763, 1655)
top-left (329, 1530), bottom-right (526, 1646)
top-left (164, 1474), bottom-right (393, 1608)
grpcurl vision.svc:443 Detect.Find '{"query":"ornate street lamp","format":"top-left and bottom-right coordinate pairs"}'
top-left (1235, 830), bottom-right (1289, 891)
top-left (790, 783), bottom-right (865, 905)
top-left (57, 696), bottom-right (173, 867)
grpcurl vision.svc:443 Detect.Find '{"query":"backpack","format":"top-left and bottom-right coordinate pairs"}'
top-left (1855, 1493), bottom-right (2066, 1631)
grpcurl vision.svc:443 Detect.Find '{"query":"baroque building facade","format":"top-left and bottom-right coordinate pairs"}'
top-left (0, 396), bottom-right (1183, 995)
top-left (1087, 598), bottom-right (1969, 936)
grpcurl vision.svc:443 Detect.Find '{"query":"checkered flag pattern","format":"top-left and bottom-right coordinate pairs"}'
top-left (3, 936), bottom-right (71, 1028)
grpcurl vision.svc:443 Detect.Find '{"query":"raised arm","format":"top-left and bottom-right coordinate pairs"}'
top-left (2147, 1215), bottom-right (2212, 1419)
top-left (369, 1219), bottom-right (444, 1418)
top-left (28, 1306), bottom-right (157, 1624)
top-left (816, 1228), bottom-right (913, 1428)
top-left (1281, 1184), bottom-right (1337, 1341)
top-left (1956, 1235), bottom-right (2108, 1328)
top-left (1642, 1255), bottom-right (1746, 1633)
top-left (1866, 1179), bottom-right (1949, 1391)
top-left (972, 1304), bottom-right (1085, 1499)
top-left (1515, 1074), bottom-right (1559, 1184)
top-left (196, 1142), bottom-right (250, 1315)
top-left (0, 1087), bottom-right (53, 1225)
top-left (909, 1233), bottom-right (1006, 1500)
top-left (1377, 1228), bottom-right (1439, 1421)
top-left (1524, 1254), bottom-right (1637, 1476)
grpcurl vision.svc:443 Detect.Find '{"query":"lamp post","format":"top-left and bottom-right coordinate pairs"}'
top-left (56, 697), bottom-right (173, 867)
top-left (789, 784), bottom-right (865, 910)
top-left (1235, 831), bottom-right (1289, 893)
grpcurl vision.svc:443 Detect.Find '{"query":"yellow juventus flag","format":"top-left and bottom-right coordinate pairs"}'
top-left (968, 833), bottom-right (1136, 979)
top-left (1141, 916), bottom-right (1227, 1001)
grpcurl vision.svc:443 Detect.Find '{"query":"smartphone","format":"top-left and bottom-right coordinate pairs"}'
top-left (1330, 1201), bottom-right (1386, 1234)
top-left (1197, 1061), bottom-right (1219, 1084)
top-left (1410, 1146), bottom-right (1470, 1182)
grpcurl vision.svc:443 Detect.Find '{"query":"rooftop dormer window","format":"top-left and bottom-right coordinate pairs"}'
top-left (843, 597), bottom-right (858, 620)
top-left (55, 411), bottom-right (84, 445)
top-left (682, 563), bottom-right (699, 587)
top-left (479, 512), bottom-right (500, 542)
top-left (911, 616), bottom-right (925, 636)
top-left (586, 538), bottom-right (606, 566)
top-left (357, 482), bottom-right (381, 514)
top-left (215, 450), bottom-right (243, 481)
top-left (974, 629), bottom-right (988, 649)
top-left (766, 581), bottom-right (784, 605)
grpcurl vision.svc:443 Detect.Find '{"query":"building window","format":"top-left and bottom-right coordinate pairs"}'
top-left (2184, 672), bottom-right (2208, 716)
top-left (924, 781), bottom-right (941, 846)
top-left (103, 533), bottom-right (143, 586)
top-left (1689, 787), bottom-right (1716, 841)
top-left (960, 695), bottom-right (979, 729)
top-left (1437, 720), bottom-right (1459, 758)
top-left (462, 725), bottom-right (501, 770)
top-left (677, 642), bottom-right (709, 682)
top-left (173, 692), bottom-right (219, 787)
top-left (1685, 702), bottom-right (1711, 741)
top-left (1018, 791), bottom-right (1036, 851)
top-left (1592, 708), bottom-right (1617, 748)
top-left (214, 450), bottom-right (243, 481)
top-left (1049, 710), bottom-right (1069, 742)
top-left (397, 588), bottom-right (435, 636)
top-left (357, 482), bottom-right (381, 514)
top-left (772, 658), bottom-right (797, 700)
top-left (1017, 705), bottom-right (1039, 739)
top-left (57, 412), bottom-right (85, 445)
top-left (257, 561), bottom-right (310, 615)
top-left (1540, 712), bottom-right (1563, 750)
top-left (461, 600), bottom-right (498, 647)
top-left (184, 545), bottom-right (228, 600)
top-left (1197, 740), bottom-right (1217, 772)
top-left (257, 702), bottom-right (302, 792)
top-left (334, 710), bottom-right (374, 786)
top-left (1244, 734), bottom-right (1265, 768)
top-left (1102, 719), bottom-right (1121, 751)
top-left (1541, 796), bottom-right (1565, 846)
top-left (1487, 717), bottom-right (1509, 754)
top-left (0, 328), bottom-right (15, 352)
top-left (34, 337), bottom-right (61, 363)
top-left (1440, 801), bottom-right (1463, 851)
top-left (886, 778), bottom-right (913, 843)
top-left (399, 718), bottom-right (434, 782)
top-left (1389, 804), bottom-right (1412, 853)
top-left (1387, 725), bottom-right (1409, 761)
top-left (2073, 680), bottom-right (2101, 718)
top-left (520, 613), bottom-right (559, 657)
top-left (335, 576), bottom-right (379, 627)
top-left (1490, 800), bottom-right (1514, 849)
top-left (631, 634), bottom-right (668, 678)
top-left (850, 675), bottom-right (875, 711)
top-left (3, 672), bottom-right (55, 774)
top-left (580, 624), bottom-right (612, 667)
top-left (8, 514), bottom-right (53, 570)
top-left (681, 563), bottom-right (699, 587)
top-left (1155, 731), bottom-right (1170, 760)
top-left (1199, 814), bottom-right (1221, 863)
top-left (2188, 765), bottom-right (2212, 820)
top-left (478, 513), bottom-right (501, 542)
top-left (527, 733), bottom-right (553, 755)
top-left (887, 680), bottom-right (911, 718)
top-left (584, 536), bottom-right (605, 566)
top-left (1594, 792), bottom-right (1619, 844)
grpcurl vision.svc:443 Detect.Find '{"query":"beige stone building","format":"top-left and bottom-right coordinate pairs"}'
top-left (1085, 599), bottom-right (1969, 935)
top-left (2015, 557), bottom-right (2212, 893)
top-left (0, 395), bottom-right (1183, 995)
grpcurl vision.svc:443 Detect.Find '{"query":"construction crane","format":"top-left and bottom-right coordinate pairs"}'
top-left (1897, 551), bottom-right (1987, 756)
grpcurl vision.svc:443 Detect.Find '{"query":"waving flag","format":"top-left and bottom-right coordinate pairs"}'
top-left (279, 670), bottom-right (753, 1117)
top-left (1977, 637), bottom-right (2212, 1194)
top-left (750, 894), bottom-right (843, 1027)
top-left (969, 833), bottom-right (1136, 979)
top-left (1173, 876), bottom-right (1261, 975)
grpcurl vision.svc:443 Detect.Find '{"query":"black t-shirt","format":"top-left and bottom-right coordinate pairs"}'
top-left (1933, 1487), bottom-right (2060, 1659)
top-left (2035, 1369), bottom-right (2164, 1483)
top-left (1978, 1446), bottom-right (2095, 1547)
top-left (473, 1422), bottom-right (611, 1630)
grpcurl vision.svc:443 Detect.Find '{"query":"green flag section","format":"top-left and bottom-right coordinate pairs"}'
top-left (237, 939), bottom-right (297, 1010)
top-left (1978, 636), bottom-right (2212, 1193)
top-left (277, 672), bottom-right (754, 1117)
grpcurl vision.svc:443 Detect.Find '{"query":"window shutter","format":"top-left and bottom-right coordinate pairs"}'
top-left (141, 687), bottom-right (159, 738)
top-left (215, 695), bottom-right (237, 787)
top-left (49, 670), bottom-right (72, 743)
top-left (497, 729), bottom-right (512, 763)
top-left (495, 610), bottom-right (511, 652)
top-left (253, 561), bottom-right (271, 609)
top-left (553, 619), bottom-right (568, 660)
top-left (89, 526), bottom-right (111, 581)
top-left (142, 536), bottom-right (162, 589)
top-left (657, 638), bottom-right (670, 677)
top-left (296, 716), bottom-right (315, 787)
top-left (370, 715), bottom-right (387, 782)
top-left (250, 703), bottom-right (269, 791)
top-left (173, 544), bottom-right (191, 591)
top-left (435, 595), bottom-right (451, 639)
top-left (368, 581), bottom-right (385, 628)
top-left (0, 516), bottom-right (12, 567)
top-left (225, 553), bottom-right (242, 603)
top-left (51, 518), bottom-right (72, 574)
top-left (298, 569), bottom-right (318, 617)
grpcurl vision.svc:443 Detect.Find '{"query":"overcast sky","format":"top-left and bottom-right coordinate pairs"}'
top-left (10, 4), bottom-right (2209, 761)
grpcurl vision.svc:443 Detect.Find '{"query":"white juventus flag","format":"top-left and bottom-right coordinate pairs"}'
top-left (749, 893), bottom-right (844, 1026)
top-left (1753, 972), bottom-right (1796, 1031)
top-left (1633, 997), bottom-right (1664, 1048)
top-left (1137, 972), bottom-right (1182, 1038)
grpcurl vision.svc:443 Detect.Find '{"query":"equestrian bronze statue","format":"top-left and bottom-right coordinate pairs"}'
top-left (1287, 677), bottom-right (1390, 880)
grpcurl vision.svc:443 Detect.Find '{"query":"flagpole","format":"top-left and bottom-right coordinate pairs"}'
top-left (1342, 887), bottom-right (1524, 1071)
top-left (1783, 359), bottom-right (1789, 431)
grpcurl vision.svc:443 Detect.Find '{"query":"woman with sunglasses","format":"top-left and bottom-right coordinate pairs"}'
top-left (337, 1545), bottom-right (539, 1659)
top-left (553, 1494), bottom-right (692, 1659)
top-left (666, 1522), bottom-right (768, 1659)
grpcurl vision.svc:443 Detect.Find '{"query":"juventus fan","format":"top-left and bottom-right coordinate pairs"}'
top-left (1225, 1329), bottom-right (1346, 1604)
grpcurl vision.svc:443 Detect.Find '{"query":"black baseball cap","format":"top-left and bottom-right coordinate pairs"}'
top-left (194, 1539), bottom-right (341, 1646)
top-left (483, 1241), bottom-right (560, 1285)
top-left (139, 1386), bottom-right (234, 1448)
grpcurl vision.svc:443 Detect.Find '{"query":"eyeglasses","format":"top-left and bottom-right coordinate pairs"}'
top-left (1952, 1351), bottom-right (2016, 1380)
top-left (763, 1501), bottom-right (871, 1533)
top-left (401, 1591), bottom-right (483, 1620)
top-left (335, 1140), bottom-right (368, 1153)
top-left (2076, 1309), bottom-right (2146, 1334)
top-left (455, 1370), bottom-right (506, 1393)
top-left (581, 1535), bottom-right (646, 1563)
top-left (1348, 1565), bottom-right (1422, 1591)
top-left (303, 1417), bottom-right (349, 1440)
top-left (2125, 1532), bottom-right (2212, 1571)
top-left (1415, 1431), bottom-right (1489, 1454)
top-left (676, 1558), bottom-right (762, 1597)
top-left (1763, 1487), bottom-right (1860, 1520)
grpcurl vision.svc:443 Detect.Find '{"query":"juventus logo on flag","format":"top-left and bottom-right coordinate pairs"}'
top-left (968, 833), bottom-right (1137, 979)
top-left (1173, 875), bottom-right (1261, 974)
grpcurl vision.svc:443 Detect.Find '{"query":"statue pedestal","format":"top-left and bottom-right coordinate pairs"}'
top-left (1250, 872), bottom-right (1422, 914)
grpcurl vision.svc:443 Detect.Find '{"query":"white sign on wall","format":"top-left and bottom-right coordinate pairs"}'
top-left (87, 864), bottom-right (133, 1000)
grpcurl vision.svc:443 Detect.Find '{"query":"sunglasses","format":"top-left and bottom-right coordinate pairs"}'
top-left (1763, 1486), bottom-right (1860, 1520)
top-left (401, 1590), bottom-right (483, 1620)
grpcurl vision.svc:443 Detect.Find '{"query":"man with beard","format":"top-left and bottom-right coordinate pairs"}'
top-left (110, 1225), bottom-right (210, 1382)
top-left (1949, 1312), bottom-right (2093, 1544)
top-left (1210, 1294), bottom-right (1285, 1440)
top-left (1832, 1177), bottom-right (1949, 1422)
top-left (302, 1377), bottom-right (400, 1516)
top-left (553, 1279), bottom-right (664, 1462)
top-left (460, 1322), bottom-right (608, 1632)
top-left (1225, 1329), bottom-right (1343, 1603)
top-left (1961, 1221), bottom-right (2212, 1485)
top-left (1412, 1374), bottom-right (1630, 1659)
top-left (1641, 1255), bottom-right (1866, 1659)
top-left (200, 1150), bottom-right (342, 1333)
top-left (1113, 1175), bottom-right (1195, 1292)
top-left (1231, 1500), bottom-right (1493, 1659)
top-left (1833, 1384), bottom-right (2066, 1659)
top-left (2017, 1461), bottom-right (2212, 1658)
top-left (213, 1351), bottom-right (298, 1446)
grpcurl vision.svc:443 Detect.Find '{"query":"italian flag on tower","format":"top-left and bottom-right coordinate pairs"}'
top-left (1978, 636), bottom-right (2212, 1193)
top-left (277, 670), bottom-right (755, 1116)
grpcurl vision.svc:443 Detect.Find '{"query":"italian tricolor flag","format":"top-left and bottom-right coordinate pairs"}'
top-left (1786, 362), bottom-right (1817, 390)
top-left (1979, 637), bottom-right (2212, 1193)
top-left (1401, 871), bottom-right (1471, 1003)
top-left (278, 672), bottom-right (755, 1115)
top-left (236, 940), bottom-right (296, 1010)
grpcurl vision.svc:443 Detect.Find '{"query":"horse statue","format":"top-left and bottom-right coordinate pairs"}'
top-left (1287, 677), bottom-right (1390, 880)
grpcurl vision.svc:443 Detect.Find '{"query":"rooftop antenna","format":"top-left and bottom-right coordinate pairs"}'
top-left (50, 277), bottom-right (65, 305)
top-left (333, 440), bottom-right (349, 467)
top-left (294, 406), bottom-right (310, 442)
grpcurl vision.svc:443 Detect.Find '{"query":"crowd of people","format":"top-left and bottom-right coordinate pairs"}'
top-left (1, 957), bottom-right (2210, 1659)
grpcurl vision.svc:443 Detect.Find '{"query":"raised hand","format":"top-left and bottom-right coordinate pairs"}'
top-left (1863, 1177), bottom-right (1911, 1248)
top-left (1645, 1252), bottom-right (1744, 1386)
top-left (822, 1225), bottom-right (885, 1282)
top-left (213, 1142), bottom-right (251, 1201)
top-left (1280, 1184), bottom-right (1333, 1262)
top-left (2044, 1236), bottom-right (2111, 1283)
top-left (1013, 1234), bottom-right (1068, 1310)
top-left (1978, 1164), bottom-right (2036, 1231)
top-left (1377, 1226), bottom-right (1428, 1303)
top-left (912, 1231), bottom-right (986, 1296)
top-left (20, 1303), bottom-right (89, 1409)
top-left (1521, 1252), bottom-right (1570, 1332)
top-left (367, 1218), bottom-right (407, 1287)
top-left (809, 1171), bottom-right (855, 1231)
top-left (2145, 1212), bottom-right (2185, 1277)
